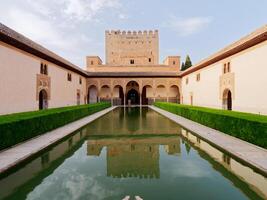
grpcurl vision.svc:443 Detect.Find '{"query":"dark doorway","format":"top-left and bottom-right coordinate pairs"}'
top-left (39, 89), bottom-right (48, 110)
top-left (227, 90), bottom-right (232, 110)
top-left (127, 89), bottom-right (139, 105)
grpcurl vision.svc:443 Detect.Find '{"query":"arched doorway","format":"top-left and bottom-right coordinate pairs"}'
top-left (77, 92), bottom-right (80, 105)
top-left (126, 81), bottom-right (140, 105)
top-left (223, 89), bottom-right (232, 110)
top-left (127, 89), bottom-right (139, 105)
top-left (39, 89), bottom-right (48, 110)
top-left (169, 85), bottom-right (180, 103)
top-left (142, 85), bottom-right (153, 105)
top-left (113, 85), bottom-right (124, 105)
top-left (88, 85), bottom-right (97, 104)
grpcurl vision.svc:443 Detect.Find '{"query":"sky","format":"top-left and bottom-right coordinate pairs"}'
top-left (0, 0), bottom-right (266, 68)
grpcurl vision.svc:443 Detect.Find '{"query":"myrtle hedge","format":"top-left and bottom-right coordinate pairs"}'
top-left (154, 102), bottom-right (267, 148)
top-left (0, 102), bottom-right (111, 150)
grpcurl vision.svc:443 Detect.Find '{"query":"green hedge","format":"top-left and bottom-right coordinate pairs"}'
top-left (0, 102), bottom-right (111, 150)
top-left (154, 102), bottom-right (267, 148)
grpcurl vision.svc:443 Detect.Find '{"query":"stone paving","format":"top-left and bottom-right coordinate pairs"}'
top-left (149, 106), bottom-right (267, 175)
top-left (0, 106), bottom-right (117, 174)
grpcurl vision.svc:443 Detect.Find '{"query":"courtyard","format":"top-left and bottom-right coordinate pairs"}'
top-left (0, 1), bottom-right (267, 200)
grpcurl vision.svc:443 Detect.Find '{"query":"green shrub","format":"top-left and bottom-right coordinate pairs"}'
top-left (0, 102), bottom-right (111, 150)
top-left (154, 102), bottom-right (267, 148)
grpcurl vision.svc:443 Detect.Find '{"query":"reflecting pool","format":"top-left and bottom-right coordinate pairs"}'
top-left (0, 107), bottom-right (266, 200)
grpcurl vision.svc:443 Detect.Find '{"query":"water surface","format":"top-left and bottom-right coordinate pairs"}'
top-left (0, 107), bottom-right (266, 200)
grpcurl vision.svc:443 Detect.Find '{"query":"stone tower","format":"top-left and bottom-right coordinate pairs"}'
top-left (105, 30), bottom-right (159, 65)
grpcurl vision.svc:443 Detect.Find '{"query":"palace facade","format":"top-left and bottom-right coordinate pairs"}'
top-left (0, 23), bottom-right (267, 115)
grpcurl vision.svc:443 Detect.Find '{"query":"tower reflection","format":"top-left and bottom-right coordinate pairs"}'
top-left (87, 136), bottom-right (181, 179)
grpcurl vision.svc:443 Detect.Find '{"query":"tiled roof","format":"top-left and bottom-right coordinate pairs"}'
top-left (0, 23), bottom-right (87, 76)
top-left (180, 24), bottom-right (267, 76)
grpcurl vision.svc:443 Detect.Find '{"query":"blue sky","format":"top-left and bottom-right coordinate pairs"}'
top-left (0, 0), bottom-right (266, 68)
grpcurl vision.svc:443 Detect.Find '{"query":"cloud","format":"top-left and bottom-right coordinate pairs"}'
top-left (0, 0), bottom-right (123, 67)
top-left (166, 16), bottom-right (213, 36)
top-left (0, 7), bottom-right (87, 55)
top-left (25, 0), bottom-right (121, 22)
top-left (27, 164), bottom-right (122, 200)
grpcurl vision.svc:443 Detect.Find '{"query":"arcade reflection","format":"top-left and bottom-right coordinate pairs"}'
top-left (0, 107), bottom-right (266, 200)
top-left (86, 107), bottom-right (181, 136)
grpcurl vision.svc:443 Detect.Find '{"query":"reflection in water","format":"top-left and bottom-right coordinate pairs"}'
top-left (180, 129), bottom-right (267, 199)
top-left (0, 129), bottom-right (88, 200)
top-left (87, 137), bottom-right (181, 179)
top-left (88, 107), bottom-right (181, 135)
top-left (0, 107), bottom-right (266, 200)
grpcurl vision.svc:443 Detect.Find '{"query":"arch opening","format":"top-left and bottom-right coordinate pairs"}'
top-left (39, 89), bottom-right (48, 110)
top-left (155, 85), bottom-right (167, 102)
top-left (77, 92), bottom-right (81, 105)
top-left (113, 85), bottom-right (124, 105)
top-left (142, 85), bottom-right (153, 105)
top-left (127, 89), bottom-right (139, 105)
top-left (100, 85), bottom-right (111, 103)
top-left (169, 85), bottom-right (180, 103)
top-left (223, 89), bottom-right (232, 110)
top-left (88, 85), bottom-right (98, 104)
top-left (126, 81), bottom-right (140, 106)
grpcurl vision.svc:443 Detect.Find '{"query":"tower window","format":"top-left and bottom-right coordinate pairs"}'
top-left (173, 61), bottom-right (176, 65)
top-left (79, 77), bottom-right (82, 84)
top-left (149, 58), bottom-right (151, 62)
top-left (91, 61), bottom-right (94, 65)
top-left (130, 59), bottom-right (135, 64)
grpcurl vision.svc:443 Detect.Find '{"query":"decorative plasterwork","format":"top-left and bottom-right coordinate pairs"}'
top-left (219, 73), bottom-right (235, 99)
top-left (36, 74), bottom-right (51, 100)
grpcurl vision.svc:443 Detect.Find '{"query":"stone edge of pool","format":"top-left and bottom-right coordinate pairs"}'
top-left (149, 105), bottom-right (267, 176)
top-left (0, 106), bottom-right (117, 174)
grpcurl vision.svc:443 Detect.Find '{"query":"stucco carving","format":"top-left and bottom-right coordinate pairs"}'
top-left (36, 74), bottom-right (51, 100)
top-left (220, 73), bottom-right (235, 99)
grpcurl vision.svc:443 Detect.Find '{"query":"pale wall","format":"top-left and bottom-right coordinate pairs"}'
top-left (182, 63), bottom-right (221, 108)
top-left (233, 41), bottom-right (267, 114)
top-left (0, 42), bottom-right (38, 114)
top-left (181, 41), bottom-right (267, 114)
top-left (0, 42), bottom-right (87, 115)
top-left (48, 63), bottom-right (86, 108)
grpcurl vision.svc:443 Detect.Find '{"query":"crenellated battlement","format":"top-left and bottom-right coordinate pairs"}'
top-left (105, 30), bottom-right (158, 36)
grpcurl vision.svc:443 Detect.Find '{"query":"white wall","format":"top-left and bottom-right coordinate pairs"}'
top-left (182, 63), bottom-right (221, 108)
top-left (233, 41), bottom-right (267, 114)
top-left (48, 63), bottom-right (86, 108)
top-left (181, 41), bottom-right (267, 114)
top-left (0, 43), bottom-right (38, 114)
top-left (0, 42), bottom-right (87, 115)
